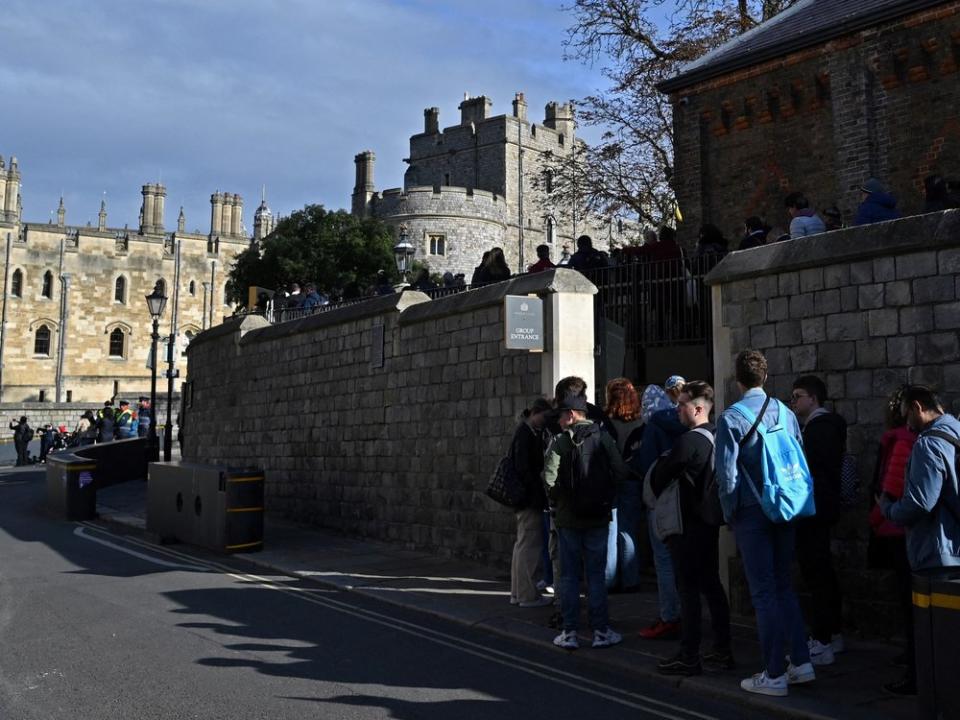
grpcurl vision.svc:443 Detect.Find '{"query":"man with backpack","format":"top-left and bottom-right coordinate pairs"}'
top-left (716, 350), bottom-right (815, 697)
top-left (542, 393), bottom-right (632, 650)
top-left (9, 416), bottom-right (33, 466)
top-left (790, 375), bottom-right (848, 666)
top-left (650, 381), bottom-right (732, 676)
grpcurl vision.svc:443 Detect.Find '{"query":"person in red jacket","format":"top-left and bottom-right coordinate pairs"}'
top-left (868, 386), bottom-right (918, 694)
top-left (527, 244), bottom-right (556, 274)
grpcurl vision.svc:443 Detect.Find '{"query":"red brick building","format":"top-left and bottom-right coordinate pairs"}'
top-left (660, 0), bottom-right (960, 247)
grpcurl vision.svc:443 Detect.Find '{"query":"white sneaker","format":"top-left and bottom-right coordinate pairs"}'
top-left (518, 596), bottom-right (553, 608)
top-left (592, 628), bottom-right (623, 648)
top-left (553, 630), bottom-right (579, 649)
top-left (807, 639), bottom-right (835, 666)
top-left (740, 671), bottom-right (788, 697)
top-left (542, 585), bottom-right (555, 596)
top-left (787, 661), bottom-right (816, 685)
top-left (831, 633), bottom-right (845, 654)
top-left (509, 597), bottom-right (519, 606)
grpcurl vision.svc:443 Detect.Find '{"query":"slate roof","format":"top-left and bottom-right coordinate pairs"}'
top-left (659, 0), bottom-right (948, 93)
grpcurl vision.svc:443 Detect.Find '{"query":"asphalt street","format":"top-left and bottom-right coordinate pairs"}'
top-left (0, 467), bottom-right (762, 720)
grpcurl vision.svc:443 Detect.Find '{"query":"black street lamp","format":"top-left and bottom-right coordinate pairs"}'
top-left (163, 333), bottom-right (178, 462)
top-left (393, 225), bottom-right (415, 283)
top-left (144, 282), bottom-right (167, 463)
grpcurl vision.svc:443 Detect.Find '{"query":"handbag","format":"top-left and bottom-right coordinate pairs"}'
top-left (486, 455), bottom-right (527, 508)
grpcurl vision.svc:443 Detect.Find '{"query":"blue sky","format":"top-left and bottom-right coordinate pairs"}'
top-left (2, 0), bottom-right (607, 233)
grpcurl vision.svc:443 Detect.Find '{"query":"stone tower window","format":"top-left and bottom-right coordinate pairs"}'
top-left (42, 270), bottom-right (53, 299)
top-left (546, 217), bottom-right (555, 245)
top-left (11, 269), bottom-right (22, 298)
top-left (115, 276), bottom-right (126, 304)
top-left (429, 234), bottom-right (446, 256)
top-left (109, 328), bottom-right (125, 358)
top-left (34, 325), bottom-right (51, 356)
top-left (223, 286), bottom-right (230, 306)
top-left (189, 280), bottom-right (196, 296)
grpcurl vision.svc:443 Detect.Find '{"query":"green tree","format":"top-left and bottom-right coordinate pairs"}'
top-left (226, 205), bottom-right (398, 306)
top-left (544, 0), bottom-right (799, 227)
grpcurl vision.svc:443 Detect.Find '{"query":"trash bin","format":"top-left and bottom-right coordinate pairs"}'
top-left (46, 453), bottom-right (98, 521)
top-left (914, 569), bottom-right (960, 720)
top-left (147, 462), bottom-right (195, 543)
top-left (223, 469), bottom-right (264, 554)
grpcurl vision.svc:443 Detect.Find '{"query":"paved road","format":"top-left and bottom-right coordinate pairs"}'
top-left (0, 468), bottom-right (762, 720)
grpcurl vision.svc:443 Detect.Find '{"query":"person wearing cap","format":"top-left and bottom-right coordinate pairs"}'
top-left (115, 401), bottom-right (135, 439)
top-left (854, 178), bottom-right (902, 226)
top-left (542, 393), bottom-right (633, 650)
top-left (635, 375), bottom-right (688, 640)
top-left (137, 397), bottom-right (152, 439)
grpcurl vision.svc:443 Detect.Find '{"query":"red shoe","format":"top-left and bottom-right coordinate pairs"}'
top-left (639, 619), bottom-right (681, 640)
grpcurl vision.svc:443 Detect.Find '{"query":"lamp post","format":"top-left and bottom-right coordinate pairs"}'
top-left (144, 282), bottom-right (167, 463)
top-left (392, 225), bottom-right (415, 284)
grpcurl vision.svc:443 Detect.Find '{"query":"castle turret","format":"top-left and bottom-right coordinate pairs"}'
top-left (4, 156), bottom-right (21, 223)
top-left (253, 189), bottom-right (274, 242)
top-left (512, 92), bottom-right (527, 122)
top-left (57, 196), bottom-right (65, 227)
top-left (177, 206), bottom-right (185, 233)
top-left (98, 197), bottom-right (107, 231)
top-left (544, 101), bottom-right (575, 139)
top-left (210, 191), bottom-right (223, 236)
top-left (152, 183), bottom-right (166, 232)
top-left (424, 107), bottom-right (439, 134)
top-left (459, 95), bottom-right (492, 125)
top-left (351, 151), bottom-right (376, 218)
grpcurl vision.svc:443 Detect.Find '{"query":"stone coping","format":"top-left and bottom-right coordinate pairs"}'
top-left (398, 268), bottom-right (597, 325)
top-left (705, 209), bottom-right (959, 286)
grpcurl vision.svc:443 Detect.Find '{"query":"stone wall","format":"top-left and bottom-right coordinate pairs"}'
top-left (182, 270), bottom-right (596, 565)
top-left (669, 2), bottom-right (960, 246)
top-left (707, 209), bottom-right (960, 634)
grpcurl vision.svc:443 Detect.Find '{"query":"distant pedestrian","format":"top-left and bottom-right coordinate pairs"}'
top-left (822, 206), bottom-right (844, 231)
top-left (785, 192), bottom-right (826, 238)
top-left (97, 406), bottom-right (115, 442)
top-left (528, 244), bottom-right (556, 273)
top-left (301, 283), bottom-right (324, 311)
top-left (543, 393), bottom-right (631, 650)
top-left (76, 411), bottom-right (97, 446)
top-left (509, 398), bottom-right (553, 608)
top-left (854, 178), bottom-right (902, 226)
top-left (10, 416), bottom-right (33, 466)
top-left (137, 397), bottom-right (152, 439)
top-left (409, 268), bottom-right (437, 292)
top-left (115, 401), bottom-right (135, 439)
top-left (374, 270), bottom-right (395, 296)
top-left (286, 282), bottom-right (303, 308)
top-left (569, 235), bottom-right (609, 272)
top-left (39, 424), bottom-right (55, 463)
top-left (739, 216), bottom-right (768, 251)
top-left (473, 247), bottom-right (511, 286)
top-left (923, 174), bottom-right (959, 213)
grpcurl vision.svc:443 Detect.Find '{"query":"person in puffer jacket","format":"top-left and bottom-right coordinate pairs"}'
top-left (785, 192), bottom-right (826, 238)
top-left (854, 178), bottom-right (902, 225)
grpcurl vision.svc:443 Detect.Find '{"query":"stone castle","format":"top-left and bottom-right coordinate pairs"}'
top-left (351, 93), bottom-right (632, 276)
top-left (0, 155), bottom-right (274, 403)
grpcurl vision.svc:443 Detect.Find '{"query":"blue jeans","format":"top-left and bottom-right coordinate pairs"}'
top-left (734, 503), bottom-right (810, 677)
top-left (616, 482), bottom-right (643, 589)
top-left (648, 508), bottom-right (680, 622)
top-left (558, 525), bottom-right (610, 632)
top-left (605, 508), bottom-right (618, 589)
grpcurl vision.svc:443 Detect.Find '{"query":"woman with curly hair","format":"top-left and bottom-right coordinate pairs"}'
top-left (605, 378), bottom-right (645, 590)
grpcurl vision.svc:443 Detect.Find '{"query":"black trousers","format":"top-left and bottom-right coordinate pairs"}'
top-left (796, 516), bottom-right (843, 644)
top-left (667, 517), bottom-right (731, 658)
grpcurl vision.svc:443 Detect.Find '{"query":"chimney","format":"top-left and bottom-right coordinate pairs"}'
top-left (153, 183), bottom-right (166, 231)
top-left (512, 92), bottom-right (527, 121)
top-left (459, 95), bottom-right (492, 125)
top-left (141, 184), bottom-right (155, 234)
top-left (424, 107), bottom-right (439, 134)
top-left (210, 192), bottom-right (223, 236)
top-left (351, 151), bottom-right (376, 217)
top-left (231, 194), bottom-right (242, 237)
top-left (220, 193), bottom-right (234, 239)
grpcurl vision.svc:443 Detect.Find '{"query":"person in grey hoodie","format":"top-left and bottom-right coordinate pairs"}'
top-left (785, 192), bottom-right (826, 238)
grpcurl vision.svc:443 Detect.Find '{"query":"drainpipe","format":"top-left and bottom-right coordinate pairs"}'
top-left (209, 259), bottom-right (217, 328)
top-left (0, 231), bottom-right (11, 402)
top-left (517, 120), bottom-right (524, 273)
top-left (55, 273), bottom-right (71, 403)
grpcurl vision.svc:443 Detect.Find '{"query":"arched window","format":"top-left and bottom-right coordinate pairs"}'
top-left (546, 217), bottom-right (555, 245)
top-left (223, 285), bottom-right (230, 306)
top-left (10, 269), bottom-right (22, 298)
top-left (109, 328), bottom-right (125, 358)
top-left (114, 276), bottom-right (126, 304)
top-left (34, 325), bottom-right (51, 356)
top-left (188, 280), bottom-right (196, 296)
top-left (42, 270), bottom-right (53, 299)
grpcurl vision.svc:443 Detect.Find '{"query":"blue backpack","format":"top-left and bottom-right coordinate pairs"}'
top-left (730, 396), bottom-right (815, 523)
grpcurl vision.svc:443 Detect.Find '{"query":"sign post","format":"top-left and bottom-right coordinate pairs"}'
top-left (504, 295), bottom-right (544, 351)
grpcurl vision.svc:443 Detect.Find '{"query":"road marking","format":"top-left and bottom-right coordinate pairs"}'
top-left (90, 524), bottom-right (722, 720)
top-left (72, 526), bottom-right (208, 572)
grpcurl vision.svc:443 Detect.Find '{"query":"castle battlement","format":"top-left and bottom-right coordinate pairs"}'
top-left (379, 185), bottom-right (502, 203)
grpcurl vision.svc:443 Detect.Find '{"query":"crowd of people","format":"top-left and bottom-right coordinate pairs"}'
top-left (8, 397), bottom-right (155, 465)
top-left (496, 350), bottom-right (959, 698)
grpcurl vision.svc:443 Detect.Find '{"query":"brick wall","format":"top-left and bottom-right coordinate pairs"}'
top-left (708, 209), bottom-right (959, 634)
top-left (182, 270), bottom-right (596, 566)
top-left (670, 3), bottom-right (960, 247)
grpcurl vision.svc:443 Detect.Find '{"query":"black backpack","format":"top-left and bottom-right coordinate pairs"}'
top-left (566, 423), bottom-right (616, 519)
top-left (689, 427), bottom-right (724, 526)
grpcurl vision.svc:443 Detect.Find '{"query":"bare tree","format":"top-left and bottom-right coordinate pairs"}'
top-left (540, 0), bottom-right (799, 229)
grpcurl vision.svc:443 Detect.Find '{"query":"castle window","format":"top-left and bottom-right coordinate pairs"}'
top-left (223, 286), bottom-right (230, 306)
top-left (444, 173), bottom-right (450, 186)
top-left (42, 271), bottom-right (53, 299)
top-left (546, 217), bottom-right (555, 245)
top-left (429, 234), bottom-right (446, 256)
top-left (544, 171), bottom-right (554, 194)
top-left (114, 276), bottom-right (126, 304)
top-left (10, 269), bottom-right (22, 298)
top-left (34, 325), bottom-right (51, 356)
top-left (109, 328), bottom-right (125, 358)
top-left (189, 280), bottom-right (196, 296)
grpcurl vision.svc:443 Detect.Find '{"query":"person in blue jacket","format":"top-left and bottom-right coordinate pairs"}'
top-left (854, 178), bottom-right (902, 225)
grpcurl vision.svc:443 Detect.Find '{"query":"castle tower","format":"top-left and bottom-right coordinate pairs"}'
top-left (512, 92), bottom-right (527, 121)
top-left (57, 196), bottom-right (65, 227)
top-left (220, 193), bottom-right (234, 239)
top-left (544, 101), bottom-right (575, 139)
top-left (4, 156), bottom-right (21, 223)
top-left (152, 183), bottom-right (166, 232)
top-left (141, 184), bottom-right (156, 234)
top-left (210, 191), bottom-right (224, 236)
top-left (98, 197), bottom-right (107, 231)
top-left (459, 95), bottom-right (492, 125)
top-left (352, 151), bottom-right (376, 218)
top-left (253, 189), bottom-right (273, 241)
top-left (177, 206), bottom-right (185, 233)
top-left (424, 107), bottom-right (439, 134)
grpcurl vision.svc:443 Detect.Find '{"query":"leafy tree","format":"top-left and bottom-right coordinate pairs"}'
top-left (543, 0), bottom-right (799, 228)
top-left (226, 205), bottom-right (398, 306)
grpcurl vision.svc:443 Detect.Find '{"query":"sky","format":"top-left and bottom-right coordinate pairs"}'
top-left (2, 0), bottom-right (608, 234)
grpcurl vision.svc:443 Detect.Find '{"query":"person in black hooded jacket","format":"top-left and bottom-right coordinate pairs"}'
top-left (790, 375), bottom-right (848, 667)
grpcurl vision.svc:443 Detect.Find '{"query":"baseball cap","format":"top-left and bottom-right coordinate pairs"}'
top-left (664, 375), bottom-right (686, 391)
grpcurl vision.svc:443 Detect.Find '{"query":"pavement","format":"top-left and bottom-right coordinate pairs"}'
top-left (95, 479), bottom-right (917, 720)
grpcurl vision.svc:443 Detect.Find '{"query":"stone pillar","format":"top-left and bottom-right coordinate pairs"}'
top-left (220, 193), bottom-right (234, 239)
top-left (210, 192), bottom-right (223, 236)
top-left (98, 199), bottom-right (107, 232)
top-left (538, 268), bottom-right (597, 398)
top-left (4, 157), bottom-right (20, 221)
top-left (153, 183), bottom-right (166, 231)
top-left (424, 107), bottom-right (439, 134)
top-left (231, 194), bottom-right (242, 237)
top-left (141, 184), bottom-right (155, 234)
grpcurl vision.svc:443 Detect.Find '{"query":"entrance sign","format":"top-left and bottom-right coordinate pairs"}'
top-left (504, 295), bottom-right (544, 351)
